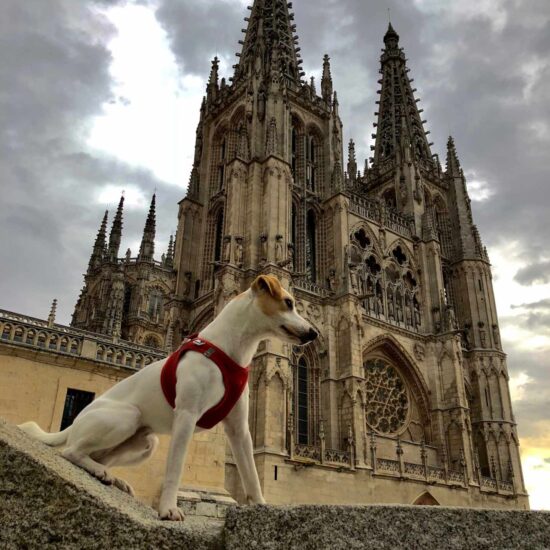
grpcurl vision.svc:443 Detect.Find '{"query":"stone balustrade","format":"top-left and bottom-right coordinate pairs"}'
top-left (0, 309), bottom-right (165, 371)
top-left (349, 195), bottom-right (415, 238)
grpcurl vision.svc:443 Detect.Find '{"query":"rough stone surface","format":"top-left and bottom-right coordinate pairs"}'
top-left (224, 505), bottom-right (550, 550)
top-left (0, 419), bottom-right (224, 550)
top-left (2, 418), bottom-right (550, 550)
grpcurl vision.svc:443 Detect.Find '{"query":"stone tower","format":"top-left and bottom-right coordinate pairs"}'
top-left (70, 1), bottom-right (527, 508)
top-left (72, 194), bottom-right (177, 351)
top-left (171, 4), bottom-right (527, 508)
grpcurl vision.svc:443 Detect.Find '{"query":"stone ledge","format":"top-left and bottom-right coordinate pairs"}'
top-left (2, 418), bottom-right (549, 550)
top-left (0, 418), bottom-right (223, 550)
top-left (224, 505), bottom-right (550, 550)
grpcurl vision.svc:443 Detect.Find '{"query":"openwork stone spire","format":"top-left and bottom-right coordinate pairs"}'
top-left (88, 210), bottom-right (108, 272)
top-left (108, 195), bottom-right (124, 263)
top-left (446, 136), bottom-right (462, 177)
top-left (235, 0), bottom-right (303, 85)
top-left (138, 194), bottom-right (156, 262)
top-left (321, 54), bottom-right (333, 103)
top-left (372, 24), bottom-right (434, 168)
top-left (348, 139), bottom-right (357, 181)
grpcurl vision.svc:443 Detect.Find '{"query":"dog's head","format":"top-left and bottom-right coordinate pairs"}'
top-left (250, 275), bottom-right (318, 345)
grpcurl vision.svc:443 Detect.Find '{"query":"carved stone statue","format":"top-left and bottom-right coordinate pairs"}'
top-left (223, 235), bottom-right (232, 263)
top-left (259, 233), bottom-right (268, 263)
top-left (235, 237), bottom-right (244, 267)
top-left (182, 272), bottom-right (192, 298)
top-left (288, 243), bottom-right (295, 271)
top-left (328, 268), bottom-right (337, 293)
top-left (275, 235), bottom-right (284, 264)
top-left (445, 305), bottom-right (457, 331)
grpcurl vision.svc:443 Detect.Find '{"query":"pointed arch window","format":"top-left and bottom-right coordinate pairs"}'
top-left (296, 357), bottom-right (309, 445)
top-left (218, 138), bottom-right (227, 190)
top-left (306, 135), bottom-right (317, 191)
top-left (214, 209), bottom-right (224, 263)
top-left (306, 210), bottom-right (317, 283)
top-left (291, 128), bottom-right (298, 178)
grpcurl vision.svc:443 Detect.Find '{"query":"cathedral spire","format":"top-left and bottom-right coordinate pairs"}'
top-left (446, 136), bottom-right (462, 177)
top-left (207, 57), bottom-right (220, 102)
top-left (138, 194), bottom-right (156, 263)
top-left (347, 139), bottom-right (357, 181)
top-left (88, 210), bottom-right (108, 272)
top-left (165, 234), bottom-right (174, 268)
top-left (235, 0), bottom-right (302, 85)
top-left (372, 24), bottom-right (434, 169)
top-left (321, 54), bottom-right (333, 103)
top-left (107, 194), bottom-right (124, 263)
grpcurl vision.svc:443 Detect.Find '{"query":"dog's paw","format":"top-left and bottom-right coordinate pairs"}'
top-left (94, 469), bottom-right (114, 486)
top-left (113, 477), bottom-right (135, 497)
top-left (159, 507), bottom-right (185, 522)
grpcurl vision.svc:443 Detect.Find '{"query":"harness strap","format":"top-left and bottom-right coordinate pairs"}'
top-left (160, 335), bottom-right (249, 430)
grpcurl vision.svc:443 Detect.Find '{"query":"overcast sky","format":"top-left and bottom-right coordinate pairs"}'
top-left (1, 0), bottom-right (549, 509)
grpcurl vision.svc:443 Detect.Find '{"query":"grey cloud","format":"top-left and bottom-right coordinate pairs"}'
top-left (514, 261), bottom-right (550, 286)
top-left (512, 299), bottom-right (550, 310)
top-left (0, 0), bottom-right (171, 324)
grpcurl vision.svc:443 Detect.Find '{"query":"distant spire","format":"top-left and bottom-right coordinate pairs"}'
top-left (235, 0), bottom-right (302, 85)
top-left (372, 24), bottom-right (434, 168)
top-left (47, 299), bottom-right (57, 328)
top-left (108, 195), bottom-right (124, 263)
top-left (347, 139), bottom-right (357, 181)
top-left (333, 91), bottom-right (339, 116)
top-left (207, 57), bottom-right (219, 102)
top-left (138, 194), bottom-right (156, 263)
top-left (321, 54), bottom-right (333, 103)
top-left (446, 136), bottom-right (462, 176)
top-left (88, 210), bottom-right (108, 272)
top-left (310, 76), bottom-right (317, 96)
top-left (165, 234), bottom-right (174, 268)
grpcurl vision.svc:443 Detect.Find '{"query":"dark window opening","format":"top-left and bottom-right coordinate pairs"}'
top-left (194, 280), bottom-right (201, 299)
top-left (297, 357), bottom-right (309, 445)
top-left (291, 128), bottom-right (298, 178)
top-left (274, 466), bottom-right (278, 481)
top-left (214, 210), bottom-right (224, 263)
top-left (306, 210), bottom-right (317, 283)
top-left (60, 388), bottom-right (95, 431)
top-left (478, 279), bottom-right (483, 292)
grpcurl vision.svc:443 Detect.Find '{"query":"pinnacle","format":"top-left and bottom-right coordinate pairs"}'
top-left (384, 22), bottom-right (400, 46)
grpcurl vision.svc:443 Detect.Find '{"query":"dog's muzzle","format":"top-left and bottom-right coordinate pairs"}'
top-left (300, 328), bottom-right (319, 344)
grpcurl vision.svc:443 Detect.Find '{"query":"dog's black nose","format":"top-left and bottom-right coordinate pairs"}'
top-left (301, 328), bottom-right (318, 343)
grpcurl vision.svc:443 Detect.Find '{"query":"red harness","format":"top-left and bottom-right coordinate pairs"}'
top-left (160, 335), bottom-right (249, 430)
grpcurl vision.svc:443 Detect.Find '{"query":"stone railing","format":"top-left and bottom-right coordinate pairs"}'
top-left (294, 444), bottom-right (321, 462)
top-left (349, 196), bottom-right (415, 238)
top-left (324, 448), bottom-right (351, 466)
top-left (0, 309), bottom-right (165, 371)
top-left (481, 476), bottom-right (498, 491)
top-left (376, 458), bottom-right (400, 474)
top-left (293, 279), bottom-right (330, 298)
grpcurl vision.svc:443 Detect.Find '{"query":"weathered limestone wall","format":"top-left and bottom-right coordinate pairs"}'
top-left (0, 346), bottom-right (227, 506)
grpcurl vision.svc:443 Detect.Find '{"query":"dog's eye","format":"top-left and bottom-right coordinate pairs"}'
top-left (285, 299), bottom-right (293, 310)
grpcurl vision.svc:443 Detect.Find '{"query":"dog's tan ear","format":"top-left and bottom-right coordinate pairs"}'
top-left (251, 275), bottom-right (283, 299)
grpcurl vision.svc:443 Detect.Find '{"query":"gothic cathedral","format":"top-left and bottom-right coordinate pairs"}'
top-left (72, 1), bottom-right (527, 507)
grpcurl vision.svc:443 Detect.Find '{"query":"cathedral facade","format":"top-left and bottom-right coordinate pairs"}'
top-left (71, 1), bottom-right (528, 508)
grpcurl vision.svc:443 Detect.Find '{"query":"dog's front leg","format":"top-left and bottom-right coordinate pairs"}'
top-left (224, 388), bottom-right (266, 505)
top-left (158, 409), bottom-right (197, 521)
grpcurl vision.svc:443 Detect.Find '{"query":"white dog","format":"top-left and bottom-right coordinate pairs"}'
top-left (19, 275), bottom-right (318, 521)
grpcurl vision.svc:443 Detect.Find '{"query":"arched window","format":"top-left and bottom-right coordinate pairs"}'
top-left (296, 357), bottom-right (309, 445)
top-left (291, 202), bottom-right (297, 248)
top-left (382, 188), bottom-right (397, 209)
top-left (123, 285), bottom-right (133, 316)
top-left (148, 289), bottom-right (164, 318)
top-left (306, 135), bottom-right (317, 191)
top-left (218, 138), bottom-right (227, 191)
top-left (291, 128), bottom-right (298, 178)
top-left (214, 209), bottom-right (224, 263)
top-left (306, 210), bottom-right (317, 283)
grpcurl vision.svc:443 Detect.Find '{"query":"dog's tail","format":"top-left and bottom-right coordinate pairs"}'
top-left (18, 421), bottom-right (71, 447)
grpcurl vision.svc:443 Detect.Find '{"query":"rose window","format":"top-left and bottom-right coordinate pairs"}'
top-left (365, 359), bottom-right (409, 434)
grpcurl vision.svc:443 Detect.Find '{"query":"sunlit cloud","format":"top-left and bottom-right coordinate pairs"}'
top-left (88, 4), bottom-right (204, 188)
